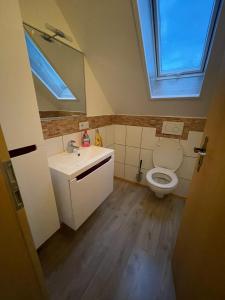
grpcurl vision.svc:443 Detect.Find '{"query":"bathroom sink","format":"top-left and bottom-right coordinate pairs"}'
top-left (48, 145), bottom-right (114, 179)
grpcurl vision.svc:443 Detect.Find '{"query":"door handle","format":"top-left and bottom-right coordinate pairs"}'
top-left (194, 147), bottom-right (206, 156)
top-left (194, 136), bottom-right (208, 172)
top-left (2, 160), bottom-right (24, 210)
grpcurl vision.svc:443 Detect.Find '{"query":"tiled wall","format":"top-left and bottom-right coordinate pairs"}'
top-left (41, 114), bottom-right (206, 140)
top-left (112, 115), bottom-right (206, 139)
top-left (113, 125), bottom-right (203, 197)
top-left (41, 115), bottom-right (113, 139)
top-left (44, 123), bottom-right (204, 198)
top-left (44, 125), bottom-right (114, 157)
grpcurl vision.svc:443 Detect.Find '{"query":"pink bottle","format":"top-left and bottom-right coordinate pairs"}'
top-left (82, 130), bottom-right (90, 147)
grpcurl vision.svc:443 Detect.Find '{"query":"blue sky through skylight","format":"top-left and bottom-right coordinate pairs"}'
top-left (25, 32), bottom-right (76, 100)
top-left (157, 0), bottom-right (216, 75)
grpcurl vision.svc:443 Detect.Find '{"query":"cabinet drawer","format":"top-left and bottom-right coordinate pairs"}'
top-left (69, 156), bottom-right (114, 229)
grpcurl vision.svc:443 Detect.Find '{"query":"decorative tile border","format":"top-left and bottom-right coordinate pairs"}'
top-left (41, 115), bottom-right (113, 139)
top-left (112, 115), bottom-right (206, 140)
top-left (41, 114), bottom-right (206, 140)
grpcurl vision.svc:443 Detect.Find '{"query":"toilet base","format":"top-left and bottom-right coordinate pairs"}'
top-left (155, 192), bottom-right (164, 199)
top-left (147, 183), bottom-right (176, 199)
top-left (146, 168), bottom-right (179, 200)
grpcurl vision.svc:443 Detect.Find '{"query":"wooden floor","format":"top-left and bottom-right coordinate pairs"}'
top-left (38, 178), bottom-right (185, 300)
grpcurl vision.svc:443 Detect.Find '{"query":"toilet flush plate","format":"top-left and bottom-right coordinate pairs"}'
top-left (162, 121), bottom-right (184, 136)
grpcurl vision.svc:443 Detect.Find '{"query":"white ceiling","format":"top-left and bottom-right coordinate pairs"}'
top-left (56, 0), bottom-right (225, 117)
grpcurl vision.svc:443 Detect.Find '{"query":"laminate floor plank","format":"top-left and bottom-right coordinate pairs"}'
top-left (38, 179), bottom-right (185, 300)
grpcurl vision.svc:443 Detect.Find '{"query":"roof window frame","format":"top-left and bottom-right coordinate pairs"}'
top-left (151, 0), bottom-right (222, 79)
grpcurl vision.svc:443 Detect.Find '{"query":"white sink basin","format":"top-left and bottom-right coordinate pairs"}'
top-left (48, 145), bottom-right (114, 179)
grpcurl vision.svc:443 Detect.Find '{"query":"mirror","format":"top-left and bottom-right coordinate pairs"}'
top-left (24, 23), bottom-right (86, 118)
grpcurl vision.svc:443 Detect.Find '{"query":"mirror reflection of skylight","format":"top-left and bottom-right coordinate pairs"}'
top-left (156, 0), bottom-right (217, 76)
top-left (25, 32), bottom-right (76, 100)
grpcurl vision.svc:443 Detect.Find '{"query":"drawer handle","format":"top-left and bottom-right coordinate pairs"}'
top-left (76, 156), bottom-right (112, 181)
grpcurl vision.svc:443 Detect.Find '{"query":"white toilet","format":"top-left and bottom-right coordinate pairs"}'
top-left (146, 139), bottom-right (183, 198)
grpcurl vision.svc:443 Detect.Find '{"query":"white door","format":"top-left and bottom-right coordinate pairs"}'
top-left (0, 0), bottom-right (44, 150)
top-left (12, 145), bottom-right (60, 248)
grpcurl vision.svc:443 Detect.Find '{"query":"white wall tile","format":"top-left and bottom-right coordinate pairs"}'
top-left (114, 144), bottom-right (125, 163)
top-left (177, 156), bottom-right (197, 180)
top-left (105, 125), bottom-right (115, 146)
top-left (125, 146), bottom-right (140, 167)
top-left (114, 162), bottom-right (125, 178)
top-left (126, 126), bottom-right (142, 147)
top-left (141, 127), bottom-right (159, 149)
top-left (62, 132), bottom-right (82, 150)
top-left (87, 129), bottom-right (95, 145)
top-left (159, 137), bottom-right (180, 144)
top-left (114, 125), bottom-right (126, 145)
top-left (107, 144), bottom-right (114, 150)
top-left (180, 131), bottom-right (204, 157)
top-left (140, 148), bottom-right (154, 170)
top-left (98, 127), bottom-right (106, 146)
top-left (125, 165), bottom-right (138, 182)
top-left (174, 178), bottom-right (191, 198)
top-left (44, 136), bottom-right (63, 157)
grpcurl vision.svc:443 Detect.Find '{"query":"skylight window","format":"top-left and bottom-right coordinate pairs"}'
top-left (136, 0), bottom-right (221, 98)
top-left (154, 0), bottom-right (219, 77)
top-left (25, 32), bottom-right (76, 100)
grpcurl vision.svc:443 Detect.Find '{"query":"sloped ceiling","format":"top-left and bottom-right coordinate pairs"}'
top-left (56, 0), bottom-right (225, 117)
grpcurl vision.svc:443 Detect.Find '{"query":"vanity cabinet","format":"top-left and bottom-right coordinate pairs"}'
top-left (49, 147), bottom-right (114, 230)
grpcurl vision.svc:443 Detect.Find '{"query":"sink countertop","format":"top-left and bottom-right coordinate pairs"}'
top-left (48, 145), bottom-right (114, 180)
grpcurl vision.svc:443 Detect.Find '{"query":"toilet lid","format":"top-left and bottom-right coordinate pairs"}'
top-left (153, 139), bottom-right (183, 171)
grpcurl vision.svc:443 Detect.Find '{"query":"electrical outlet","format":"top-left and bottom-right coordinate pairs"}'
top-left (79, 121), bottom-right (89, 130)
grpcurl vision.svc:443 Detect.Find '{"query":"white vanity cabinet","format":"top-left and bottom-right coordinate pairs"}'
top-left (48, 146), bottom-right (114, 230)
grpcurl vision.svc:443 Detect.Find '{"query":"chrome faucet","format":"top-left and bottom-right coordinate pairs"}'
top-left (67, 140), bottom-right (80, 156)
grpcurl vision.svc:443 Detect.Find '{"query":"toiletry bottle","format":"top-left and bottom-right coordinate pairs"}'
top-left (82, 130), bottom-right (90, 147)
top-left (95, 129), bottom-right (103, 147)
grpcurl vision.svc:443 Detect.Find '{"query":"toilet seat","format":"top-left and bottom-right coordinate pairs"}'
top-left (146, 140), bottom-right (183, 197)
top-left (146, 167), bottom-right (178, 189)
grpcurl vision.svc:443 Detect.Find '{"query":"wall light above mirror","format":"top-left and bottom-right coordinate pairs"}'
top-left (24, 23), bottom-right (86, 118)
